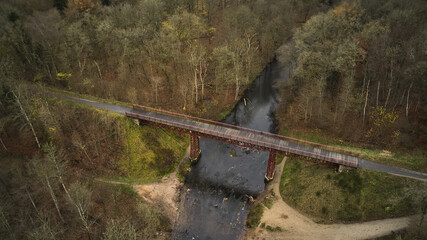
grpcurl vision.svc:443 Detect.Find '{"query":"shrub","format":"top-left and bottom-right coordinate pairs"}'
top-left (246, 204), bottom-right (264, 228)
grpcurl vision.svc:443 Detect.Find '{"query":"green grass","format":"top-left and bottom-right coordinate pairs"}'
top-left (280, 158), bottom-right (427, 223)
top-left (265, 225), bottom-right (283, 232)
top-left (217, 99), bottom-right (242, 121)
top-left (246, 203), bottom-right (264, 228)
top-left (116, 116), bottom-right (189, 184)
top-left (262, 197), bottom-right (274, 209)
top-left (177, 157), bottom-right (192, 182)
top-left (276, 154), bottom-right (285, 165)
top-left (89, 179), bottom-right (138, 198)
top-left (246, 191), bottom-right (276, 228)
top-left (219, 108), bottom-right (232, 120)
top-left (279, 128), bottom-right (427, 173)
top-left (260, 222), bottom-right (283, 232)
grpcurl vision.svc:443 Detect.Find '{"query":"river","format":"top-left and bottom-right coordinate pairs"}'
top-left (172, 60), bottom-right (289, 239)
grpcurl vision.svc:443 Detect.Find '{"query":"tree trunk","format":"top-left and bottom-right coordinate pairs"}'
top-left (26, 187), bottom-right (38, 212)
top-left (318, 79), bottom-right (323, 120)
top-left (199, 61), bottom-right (207, 101)
top-left (304, 97), bottom-right (309, 122)
top-left (45, 64), bottom-right (54, 82)
top-left (194, 69), bottom-right (198, 103)
top-left (78, 56), bottom-right (86, 76)
top-left (11, 91), bottom-right (41, 148)
top-left (235, 76), bottom-right (240, 100)
top-left (384, 88), bottom-right (391, 109)
top-left (94, 60), bottom-right (102, 80)
top-left (406, 81), bottom-right (413, 118)
top-left (385, 64), bottom-right (393, 109)
top-left (81, 146), bottom-right (92, 164)
top-left (309, 99), bottom-right (313, 121)
top-left (333, 105), bottom-right (338, 125)
top-left (0, 206), bottom-right (10, 232)
top-left (376, 81), bottom-right (380, 107)
top-left (0, 137), bottom-right (7, 151)
top-left (363, 79), bottom-right (370, 124)
top-left (399, 90), bottom-right (405, 105)
top-left (45, 175), bottom-right (64, 222)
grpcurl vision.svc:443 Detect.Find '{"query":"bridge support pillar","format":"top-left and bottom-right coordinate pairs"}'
top-left (265, 151), bottom-right (276, 181)
top-left (190, 133), bottom-right (200, 162)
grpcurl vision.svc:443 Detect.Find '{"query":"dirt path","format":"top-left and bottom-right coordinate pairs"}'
top-left (245, 158), bottom-right (413, 240)
top-left (133, 146), bottom-right (190, 223)
top-left (86, 146), bottom-right (190, 223)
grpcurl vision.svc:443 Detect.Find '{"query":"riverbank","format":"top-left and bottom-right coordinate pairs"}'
top-left (245, 159), bottom-right (420, 240)
top-left (133, 146), bottom-right (190, 223)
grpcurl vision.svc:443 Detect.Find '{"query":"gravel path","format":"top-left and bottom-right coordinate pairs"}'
top-left (245, 159), bottom-right (415, 240)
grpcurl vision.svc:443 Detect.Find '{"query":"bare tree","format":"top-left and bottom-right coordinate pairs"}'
top-left (102, 219), bottom-right (137, 240)
top-left (67, 181), bottom-right (93, 239)
top-left (363, 78), bottom-right (371, 124)
top-left (27, 213), bottom-right (57, 240)
top-left (179, 84), bottom-right (189, 109)
top-left (0, 119), bottom-right (7, 151)
top-left (11, 90), bottom-right (41, 148)
top-left (0, 204), bottom-right (11, 233)
top-left (32, 157), bottom-right (64, 222)
top-left (71, 133), bottom-right (93, 165)
top-left (151, 76), bottom-right (162, 105)
top-left (406, 81), bottom-right (413, 118)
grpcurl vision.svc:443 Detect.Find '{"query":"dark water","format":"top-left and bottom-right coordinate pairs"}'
top-left (172, 60), bottom-right (288, 240)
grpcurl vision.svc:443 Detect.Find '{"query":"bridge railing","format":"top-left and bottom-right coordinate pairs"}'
top-left (126, 111), bottom-right (359, 168)
top-left (132, 104), bottom-right (360, 158)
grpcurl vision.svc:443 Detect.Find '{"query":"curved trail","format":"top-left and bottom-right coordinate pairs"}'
top-left (245, 159), bottom-right (414, 240)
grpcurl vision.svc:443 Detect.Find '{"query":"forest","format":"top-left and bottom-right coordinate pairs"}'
top-left (0, 0), bottom-right (328, 239)
top-left (0, 0), bottom-right (323, 117)
top-left (0, 0), bottom-right (426, 239)
top-left (278, 0), bottom-right (426, 150)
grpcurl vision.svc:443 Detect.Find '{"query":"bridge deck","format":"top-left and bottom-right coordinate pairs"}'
top-left (127, 108), bottom-right (360, 168)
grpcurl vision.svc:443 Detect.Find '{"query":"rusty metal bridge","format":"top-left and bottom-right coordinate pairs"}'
top-left (50, 93), bottom-right (427, 181)
top-left (125, 105), bottom-right (360, 180)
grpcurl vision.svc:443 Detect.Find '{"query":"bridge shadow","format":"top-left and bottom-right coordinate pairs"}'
top-left (187, 138), bottom-right (269, 197)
